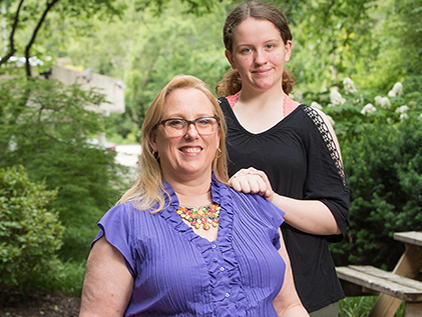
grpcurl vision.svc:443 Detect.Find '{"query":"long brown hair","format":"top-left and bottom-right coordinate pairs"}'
top-left (117, 75), bottom-right (228, 213)
top-left (215, 1), bottom-right (296, 97)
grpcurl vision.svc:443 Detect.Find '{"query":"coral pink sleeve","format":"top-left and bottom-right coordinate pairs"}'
top-left (226, 93), bottom-right (300, 117)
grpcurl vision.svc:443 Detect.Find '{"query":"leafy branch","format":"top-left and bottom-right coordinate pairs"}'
top-left (0, 0), bottom-right (25, 66)
top-left (24, 0), bottom-right (60, 77)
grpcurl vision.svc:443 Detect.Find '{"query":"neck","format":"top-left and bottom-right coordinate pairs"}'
top-left (238, 86), bottom-right (286, 109)
top-left (164, 174), bottom-right (213, 207)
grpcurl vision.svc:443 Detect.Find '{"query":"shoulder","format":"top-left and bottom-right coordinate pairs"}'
top-left (226, 188), bottom-right (285, 223)
top-left (100, 201), bottom-right (155, 225)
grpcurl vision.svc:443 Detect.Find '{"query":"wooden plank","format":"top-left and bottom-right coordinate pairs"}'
top-left (369, 243), bottom-right (422, 317)
top-left (349, 265), bottom-right (422, 290)
top-left (394, 231), bottom-right (422, 247)
top-left (336, 266), bottom-right (422, 301)
top-left (339, 279), bottom-right (379, 297)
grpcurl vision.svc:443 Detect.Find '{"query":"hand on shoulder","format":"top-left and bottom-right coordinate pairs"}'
top-left (229, 167), bottom-right (275, 201)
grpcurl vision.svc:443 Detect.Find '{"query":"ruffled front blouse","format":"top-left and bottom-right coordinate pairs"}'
top-left (93, 174), bottom-right (286, 316)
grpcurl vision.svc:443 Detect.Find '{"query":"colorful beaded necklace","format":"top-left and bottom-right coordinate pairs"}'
top-left (176, 202), bottom-right (220, 230)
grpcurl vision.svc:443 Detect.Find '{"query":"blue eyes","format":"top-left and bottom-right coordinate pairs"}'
top-left (240, 45), bottom-right (275, 54)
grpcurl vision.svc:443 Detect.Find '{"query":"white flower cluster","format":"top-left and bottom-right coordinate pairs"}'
top-left (310, 101), bottom-right (323, 110)
top-left (388, 82), bottom-right (403, 97)
top-left (395, 105), bottom-right (409, 121)
top-left (329, 88), bottom-right (346, 107)
top-left (343, 77), bottom-right (358, 94)
top-left (374, 96), bottom-right (391, 108)
top-left (361, 103), bottom-right (377, 115)
top-left (395, 105), bottom-right (409, 113)
top-left (326, 114), bottom-right (335, 126)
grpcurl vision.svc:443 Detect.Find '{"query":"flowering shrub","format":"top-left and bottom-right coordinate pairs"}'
top-left (303, 79), bottom-right (422, 269)
top-left (305, 78), bottom-right (422, 140)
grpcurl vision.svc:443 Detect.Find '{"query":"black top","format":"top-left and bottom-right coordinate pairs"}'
top-left (218, 97), bottom-right (350, 312)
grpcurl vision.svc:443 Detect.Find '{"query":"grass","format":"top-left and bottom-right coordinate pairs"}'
top-left (340, 296), bottom-right (404, 317)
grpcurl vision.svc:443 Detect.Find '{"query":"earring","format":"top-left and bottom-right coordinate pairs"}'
top-left (215, 148), bottom-right (222, 159)
top-left (152, 151), bottom-right (160, 160)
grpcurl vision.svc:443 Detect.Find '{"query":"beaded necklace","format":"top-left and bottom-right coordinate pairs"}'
top-left (176, 202), bottom-right (220, 230)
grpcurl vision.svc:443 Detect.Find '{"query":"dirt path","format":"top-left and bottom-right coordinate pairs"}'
top-left (0, 289), bottom-right (80, 317)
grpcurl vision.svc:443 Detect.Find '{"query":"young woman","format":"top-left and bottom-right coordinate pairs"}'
top-left (216, 2), bottom-right (350, 316)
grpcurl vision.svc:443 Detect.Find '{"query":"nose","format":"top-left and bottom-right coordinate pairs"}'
top-left (254, 49), bottom-right (267, 65)
top-left (184, 122), bottom-right (200, 139)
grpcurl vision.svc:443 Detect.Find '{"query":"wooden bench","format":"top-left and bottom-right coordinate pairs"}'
top-left (337, 265), bottom-right (422, 316)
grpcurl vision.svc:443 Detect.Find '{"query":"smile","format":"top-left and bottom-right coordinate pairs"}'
top-left (180, 147), bottom-right (202, 153)
top-left (252, 68), bottom-right (272, 75)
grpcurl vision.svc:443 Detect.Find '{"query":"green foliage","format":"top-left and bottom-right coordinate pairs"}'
top-left (0, 77), bottom-right (127, 262)
top-left (62, 0), bottom-right (230, 141)
top-left (339, 296), bottom-right (404, 317)
top-left (341, 116), bottom-right (422, 269)
top-left (23, 259), bottom-right (87, 296)
top-left (0, 165), bottom-right (63, 290)
top-left (339, 296), bottom-right (377, 317)
top-left (309, 78), bottom-right (422, 269)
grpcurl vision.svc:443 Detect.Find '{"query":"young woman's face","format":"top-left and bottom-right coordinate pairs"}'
top-left (150, 88), bottom-right (221, 183)
top-left (225, 17), bottom-right (292, 93)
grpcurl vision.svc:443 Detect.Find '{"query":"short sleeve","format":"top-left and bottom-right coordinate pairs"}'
top-left (92, 203), bottom-right (136, 277)
top-left (250, 194), bottom-right (285, 250)
top-left (296, 106), bottom-right (349, 242)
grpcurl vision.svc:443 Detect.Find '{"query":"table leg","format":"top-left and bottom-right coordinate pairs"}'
top-left (404, 302), bottom-right (422, 317)
top-left (368, 244), bottom-right (422, 317)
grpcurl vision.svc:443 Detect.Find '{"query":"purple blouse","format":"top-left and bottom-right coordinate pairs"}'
top-left (93, 174), bottom-right (286, 316)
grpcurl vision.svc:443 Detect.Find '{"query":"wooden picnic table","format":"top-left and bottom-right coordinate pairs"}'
top-left (368, 231), bottom-right (422, 317)
top-left (336, 231), bottom-right (422, 317)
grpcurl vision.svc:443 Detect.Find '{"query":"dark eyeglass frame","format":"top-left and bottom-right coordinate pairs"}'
top-left (155, 116), bottom-right (220, 134)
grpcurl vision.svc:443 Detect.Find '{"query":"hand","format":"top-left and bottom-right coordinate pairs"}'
top-left (228, 167), bottom-right (276, 202)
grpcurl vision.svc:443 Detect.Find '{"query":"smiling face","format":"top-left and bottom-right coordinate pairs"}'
top-left (150, 87), bottom-right (221, 183)
top-left (225, 17), bottom-right (292, 94)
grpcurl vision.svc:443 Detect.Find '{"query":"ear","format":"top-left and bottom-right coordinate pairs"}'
top-left (149, 131), bottom-right (158, 152)
top-left (284, 40), bottom-right (293, 62)
top-left (225, 49), bottom-right (237, 70)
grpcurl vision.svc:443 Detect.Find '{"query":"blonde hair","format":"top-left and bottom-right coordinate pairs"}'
top-left (117, 75), bottom-right (228, 212)
top-left (215, 1), bottom-right (296, 97)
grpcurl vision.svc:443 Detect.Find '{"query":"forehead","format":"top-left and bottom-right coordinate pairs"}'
top-left (233, 17), bottom-right (280, 43)
top-left (162, 88), bottom-right (215, 116)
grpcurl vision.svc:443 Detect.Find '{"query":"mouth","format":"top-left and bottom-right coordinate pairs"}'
top-left (252, 68), bottom-right (272, 75)
top-left (180, 146), bottom-right (202, 154)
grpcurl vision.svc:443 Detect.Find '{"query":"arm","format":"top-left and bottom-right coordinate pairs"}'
top-left (229, 167), bottom-right (341, 235)
top-left (80, 236), bottom-right (134, 317)
top-left (273, 229), bottom-right (310, 316)
top-left (229, 109), bottom-right (345, 236)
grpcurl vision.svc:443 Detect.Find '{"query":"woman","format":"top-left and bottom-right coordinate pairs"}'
top-left (215, 2), bottom-right (350, 316)
top-left (79, 75), bottom-right (309, 316)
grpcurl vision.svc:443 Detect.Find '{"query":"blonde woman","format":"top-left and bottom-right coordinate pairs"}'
top-left (80, 75), bottom-right (309, 317)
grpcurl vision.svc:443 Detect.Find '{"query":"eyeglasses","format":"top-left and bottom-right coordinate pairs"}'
top-left (156, 116), bottom-right (220, 136)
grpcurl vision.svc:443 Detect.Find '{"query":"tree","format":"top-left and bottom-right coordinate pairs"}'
top-left (0, 76), bottom-right (127, 261)
top-left (0, 0), bottom-right (221, 77)
top-left (63, 0), bottom-right (230, 141)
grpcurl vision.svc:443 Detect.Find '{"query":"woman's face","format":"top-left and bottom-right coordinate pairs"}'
top-left (150, 88), bottom-right (221, 183)
top-left (225, 17), bottom-right (292, 93)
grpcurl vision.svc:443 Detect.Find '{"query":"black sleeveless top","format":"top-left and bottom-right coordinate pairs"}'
top-left (218, 97), bottom-right (350, 312)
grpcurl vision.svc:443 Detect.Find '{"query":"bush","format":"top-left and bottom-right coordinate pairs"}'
top-left (304, 79), bottom-right (422, 269)
top-left (0, 77), bottom-right (127, 262)
top-left (0, 166), bottom-right (64, 290)
top-left (337, 116), bottom-right (422, 269)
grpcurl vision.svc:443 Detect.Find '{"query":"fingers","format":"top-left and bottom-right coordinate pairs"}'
top-left (229, 167), bottom-right (274, 198)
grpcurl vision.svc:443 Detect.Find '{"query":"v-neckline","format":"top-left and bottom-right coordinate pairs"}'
top-left (159, 176), bottom-right (234, 249)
